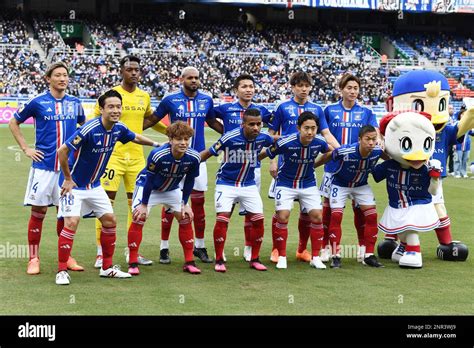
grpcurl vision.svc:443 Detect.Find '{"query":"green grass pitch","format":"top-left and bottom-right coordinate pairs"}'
top-left (0, 126), bottom-right (473, 315)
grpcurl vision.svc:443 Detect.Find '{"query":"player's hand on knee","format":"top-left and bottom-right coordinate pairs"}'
top-left (133, 204), bottom-right (148, 222)
top-left (60, 179), bottom-right (77, 196)
top-left (24, 148), bottom-right (44, 162)
top-left (181, 203), bottom-right (194, 221)
top-left (269, 162), bottom-right (278, 178)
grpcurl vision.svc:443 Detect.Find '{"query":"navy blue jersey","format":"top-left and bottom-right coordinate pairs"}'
top-left (153, 89), bottom-right (215, 152)
top-left (373, 159), bottom-right (432, 209)
top-left (209, 128), bottom-right (273, 187)
top-left (433, 124), bottom-right (463, 177)
top-left (61, 118), bottom-right (135, 189)
top-left (14, 92), bottom-right (85, 171)
top-left (331, 143), bottom-right (383, 188)
top-left (266, 133), bottom-right (329, 189)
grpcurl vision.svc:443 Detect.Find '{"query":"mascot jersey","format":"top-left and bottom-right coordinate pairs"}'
top-left (433, 124), bottom-right (463, 177)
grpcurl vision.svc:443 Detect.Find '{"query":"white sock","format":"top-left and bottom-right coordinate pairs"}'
top-left (160, 240), bottom-right (169, 250)
top-left (97, 246), bottom-right (102, 256)
top-left (195, 238), bottom-right (205, 248)
top-left (364, 252), bottom-right (374, 258)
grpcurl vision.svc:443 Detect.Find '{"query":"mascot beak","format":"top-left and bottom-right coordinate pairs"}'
top-left (402, 150), bottom-right (430, 161)
top-left (430, 112), bottom-right (449, 132)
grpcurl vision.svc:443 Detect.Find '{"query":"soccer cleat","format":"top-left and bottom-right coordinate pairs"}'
top-left (391, 244), bottom-right (405, 263)
top-left (296, 249), bottom-right (312, 262)
top-left (159, 248), bottom-right (171, 264)
top-left (310, 256), bottom-right (327, 269)
top-left (193, 247), bottom-right (213, 263)
top-left (183, 262), bottom-right (201, 274)
top-left (67, 256), bottom-right (84, 272)
top-left (362, 255), bottom-right (384, 268)
top-left (128, 263), bottom-right (140, 276)
top-left (124, 247), bottom-right (153, 266)
top-left (243, 246), bottom-right (252, 262)
top-left (357, 245), bottom-right (366, 263)
top-left (276, 256), bottom-right (287, 269)
top-left (319, 247), bottom-right (331, 263)
top-left (270, 248), bottom-right (279, 263)
top-left (100, 265), bottom-right (132, 278)
top-left (214, 260), bottom-right (227, 273)
top-left (27, 257), bottom-right (40, 275)
top-left (94, 255), bottom-right (103, 269)
top-left (250, 258), bottom-right (267, 271)
top-left (55, 271), bottom-right (70, 285)
top-left (399, 251), bottom-right (423, 268)
top-left (330, 256), bottom-right (342, 268)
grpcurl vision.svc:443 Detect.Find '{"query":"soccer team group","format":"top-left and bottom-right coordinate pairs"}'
top-left (9, 56), bottom-right (465, 286)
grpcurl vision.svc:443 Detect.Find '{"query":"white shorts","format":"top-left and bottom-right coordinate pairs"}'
top-left (319, 172), bottom-right (334, 198)
top-left (329, 184), bottom-right (376, 209)
top-left (23, 168), bottom-right (60, 206)
top-left (132, 186), bottom-right (181, 214)
top-left (268, 177), bottom-right (277, 198)
top-left (58, 186), bottom-right (114, 219)
top-left (431, 179), bottom-right (445, 204)
top-left (237, 168), bottom-right (261, 214)
top-left (275, 186), bottom-right (322, 212)
top-left (179, 162), bottom-right (207, 192)
top-left (378, 203), bottom-right (440, 234)
top-left (215, 184), bottom-right (263, 214)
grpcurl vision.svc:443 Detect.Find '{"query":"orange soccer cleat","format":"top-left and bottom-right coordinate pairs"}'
top-left (27, 257), bottom-right (40, 275)
top-left (296, 249), bottom-right (312, 262)
top-left (67, 256), bottom-right (84, 272)
top-left (270, 248), bottom-right (279, 263)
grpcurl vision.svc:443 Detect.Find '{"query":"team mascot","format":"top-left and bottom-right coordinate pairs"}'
top-left (377, 70), bottom-right (471, 262)
top-left (373, 111), bottom-right (441, 268)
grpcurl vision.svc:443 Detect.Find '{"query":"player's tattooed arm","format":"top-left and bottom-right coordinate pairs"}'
top-left (58, 144), bottom-right (77, 196)
top-left (9, 118), bottom-right (44, 162)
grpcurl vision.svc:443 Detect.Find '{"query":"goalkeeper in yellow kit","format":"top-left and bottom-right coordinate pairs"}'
top-left (93, 55), bottom-right (167, 268)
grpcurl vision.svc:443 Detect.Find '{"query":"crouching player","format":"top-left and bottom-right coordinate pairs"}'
top-left (200, 108), bottom-right (274, 272)
top-left (127, 121), bottom-right (201, 275)
top-left (327, 125), bottom-right (385, 268)
top-left (259, 112), bottom-right (333, 269)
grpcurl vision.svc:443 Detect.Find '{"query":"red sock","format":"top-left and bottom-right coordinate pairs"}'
top-left (250, 213), bottom-right (265, 260)
top-left (161, 207), bottom-right (174, 241)
top-left (297, 213), bottom-right (311, 253)
top-left (406, 244), bottom-right (421, 252)
top-left (178, 218), bottom-right (194, 262)
top-left (128, 221), bottom-right (144, 265)
top-left (58, 227), bottom-right (75, 271)
top-left (310, 222), bottom-right (324, 257)
top-left (191, 190), bottom-right (206, 239)
top-left (244, 214), bottom-right (252, 246)
top-left (435, 216), bottom-right (453, 245)
top-left (362, 208), bottom-right (378, 254)
top-left (28, 211), bottom-right (45, 260)
top-left (214, 215), bottom-right (229, 261)
top-left (271, 214), bottom-right (278, 250)
top-left (273, 219), bottom-right (288, 257)
top-left (322, 201), bottom-right (331, 248)
top-left (329, 208), bottom-right (344, 255)
top-left (352, 202), bottom-right (365, 246)
top-left (101, 225), bottom-right (116, 270)
top-left (56, 218), bottom-right (64, 237)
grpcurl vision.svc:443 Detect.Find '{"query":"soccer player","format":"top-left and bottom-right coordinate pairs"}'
top-left (326, 125), bottom-right (385, 268)
top-left (267, 71), bottom-right (339, 264)
top-left (55, 89), bottom-right (158, 285)
top-left (200, 108), bottom-right (274, 272)
top-left (9, 61), bottom-right (86, 275)
top-left (213, 74), bottom-right (273, 261)
top-left (144, 67), bottom-right (223, 264)
top-left (259, 112), bottom-right (333, 269)
top-left (92, 55), bottom-right (167, 269)
top-left (127, 121), bottom-right (201, 275)
top-left (319, 73), bottom-right (380, 263)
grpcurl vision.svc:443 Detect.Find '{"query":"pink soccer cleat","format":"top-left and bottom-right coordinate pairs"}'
top-left (214, 261), bottom-right (227, 273)
top-left (250, 259), bottom-right (267, 271)
top-left (128, 264), bottom-right (140, 276)
top-left (183, 262), bottom-right (201, 274)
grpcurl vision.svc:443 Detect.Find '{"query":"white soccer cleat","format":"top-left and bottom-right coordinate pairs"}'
top-left (124, 247), bottom-right (153, 265)
top-left (55, 271), bottom-right (71, 285)
top-left (100, 265), bottom-right (132, 278)
top-left (320, 247), bottom-right (330, 263)
top-left (398, 251), bottom-right (422, 268)
top-left (94, 255), bottom-right (103, 269)
top-left (391, 243), bottom-right (405, 263)
top-left (310, 256), bottom-right (327, 269)
top-left (276, 256), bottom-right (287, 269)
top-left (357, 245), bottom-right (366, 263)
top-left (243, 246), bottom-right (252, 262)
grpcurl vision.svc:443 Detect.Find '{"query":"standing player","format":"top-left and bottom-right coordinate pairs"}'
top-left (144, 67), bottom-right (223, 264)
top-left (127, 121), bottom-right (201, 275)
top-left (9, 62), bottom-right (85, 275)
top-left (259, 112), bottom-right (333, 269)
top-left (326, 126), bottom-right (384, 268)
top-left (55, 90), bottom-right (158, 285)
top-left (200, 109), bottom-right (274, 272)
top-left (267, 71), bottom-right (339, 264)
top-left (319, 73), bottom-right (380, 262)
top-left (93, 55), bottom-right (168, 269)
top-left (213, 74), bottom-right (272, 261)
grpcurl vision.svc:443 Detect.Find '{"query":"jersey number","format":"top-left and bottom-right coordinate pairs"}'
top-left (32, 182), bottom-right (39, 193)
top-left (331, 187), bottom-right (338, 198)
top-left (102, 169), bottom-right (115, 180)
top-left (216, 191), bottom-right (223, 201)
top-left (276, 190), bottom-right (282, 200)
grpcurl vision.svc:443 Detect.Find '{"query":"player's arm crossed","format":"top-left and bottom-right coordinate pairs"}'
top-left (314, 144), bottom-right (335, 168)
